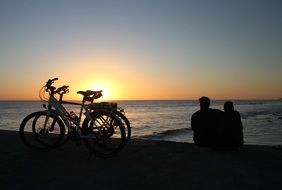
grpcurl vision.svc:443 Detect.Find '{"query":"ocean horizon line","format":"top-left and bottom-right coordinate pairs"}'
top-left (0, 98), bottom-right (281, 102)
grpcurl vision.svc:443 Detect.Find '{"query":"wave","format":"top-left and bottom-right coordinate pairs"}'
top-left (247, 102), bottom-right (264, 105)
top-left (140, 128), bottom-right (192, 139)
top-left (241, 111), bottom-right (282, 119)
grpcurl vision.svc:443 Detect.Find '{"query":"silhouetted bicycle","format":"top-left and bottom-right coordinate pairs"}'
top-left (19, 78), bottom-right (128, 157)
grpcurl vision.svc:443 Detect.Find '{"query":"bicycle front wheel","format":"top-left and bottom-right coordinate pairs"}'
top-left (82, 111), bottom-right (126, 158)
top-left (19, 111), bottom-right (65, 151)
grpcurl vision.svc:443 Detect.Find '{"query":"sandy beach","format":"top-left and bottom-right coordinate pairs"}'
top-left (1, 129), bottom-right (282, 190)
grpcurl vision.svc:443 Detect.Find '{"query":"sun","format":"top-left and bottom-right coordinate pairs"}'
top-left (90, 84), bottom-right (111, 101)
top-left (70, 82), bottom-right (115, 101)
top-left (78, 78), bottom-right (121, 101)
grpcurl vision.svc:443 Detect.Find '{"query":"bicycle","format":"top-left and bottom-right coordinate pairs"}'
top-left (19, 78), bottom-right (127, 157)
top-left (89, 100), bottom-right (131, 144)
top-left (38, 79), bottom-right (131, 145)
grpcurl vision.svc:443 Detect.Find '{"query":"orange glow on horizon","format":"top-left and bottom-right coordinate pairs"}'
top-left (0, 54), bottom-right (281, 101)
top-left (1, 1), bottom-right (282, 101)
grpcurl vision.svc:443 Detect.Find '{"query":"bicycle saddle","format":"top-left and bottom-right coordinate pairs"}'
top-left (77, 90), bottom-right (102, 96)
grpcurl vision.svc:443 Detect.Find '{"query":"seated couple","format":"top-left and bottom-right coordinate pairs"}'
top-left (191, 96), bottom-right (243, 149)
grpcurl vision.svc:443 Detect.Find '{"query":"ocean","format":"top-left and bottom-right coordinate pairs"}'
top-left (1, 100), bottom-right (282, 146)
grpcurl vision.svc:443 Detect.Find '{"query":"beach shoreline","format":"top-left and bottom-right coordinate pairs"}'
top-left (1, 129), bottom-right (282, 190)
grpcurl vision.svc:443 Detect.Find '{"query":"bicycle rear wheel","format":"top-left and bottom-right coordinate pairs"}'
top-left (114, 111), bottom-right (131, 144)
top-left (19, 111), bottom-right (65, 151)
top-left (82, 111), bottom-right (126, 158)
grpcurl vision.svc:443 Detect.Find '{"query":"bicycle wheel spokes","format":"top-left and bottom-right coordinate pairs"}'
top-left (94, 115), bottom-right (111, 128)
top-left (33, 114), bottom-right (64, 147)
top-left (82, 111), bottom-right (126, 158)
top-left (19, 111), bottom-right (65, 151)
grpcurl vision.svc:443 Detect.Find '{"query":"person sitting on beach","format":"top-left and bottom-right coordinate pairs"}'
top-left (217, 101), bottom-right (244, 149)
top-left (191, 96), bottom-right (223, 147)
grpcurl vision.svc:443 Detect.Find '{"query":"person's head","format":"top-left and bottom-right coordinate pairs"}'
top-left (224, 101), bottom-right (234, 112)
top-left (199, 96), bottom-right (210, 110)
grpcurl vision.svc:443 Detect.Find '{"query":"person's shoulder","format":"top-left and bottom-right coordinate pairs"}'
top-left (211, 108), bottom-right (223, 113)
top-left (192, 110), bottom-right (201, 116)
top-left (225, 110), bottom-right (241, 119)
top-left (233, 110), bottom-right (241, 117)
top-left (210, 108), bottom-right (224, 115)
top-left (192, 110), bottom-right (206, 119)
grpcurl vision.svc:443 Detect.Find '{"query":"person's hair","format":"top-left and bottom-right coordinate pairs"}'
top-left (224, 101), bottom-right (234, 112)
top-left (199, 96), bottom-right (210, 110)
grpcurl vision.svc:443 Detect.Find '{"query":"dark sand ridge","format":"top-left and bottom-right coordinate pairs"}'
top-left (1, 130), bottom-right (282, 190)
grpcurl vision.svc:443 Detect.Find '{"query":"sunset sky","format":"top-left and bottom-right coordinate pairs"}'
top-left (0, 0), bottom-right (281, 100)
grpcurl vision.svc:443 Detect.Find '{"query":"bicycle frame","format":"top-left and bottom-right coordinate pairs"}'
top-left (45, 95), bottom-right (116, 134)
top-left (44, 96), bottom-right (88, 131)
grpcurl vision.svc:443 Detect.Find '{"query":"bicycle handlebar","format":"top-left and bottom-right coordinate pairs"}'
top-left (52, 77), bottom-right (58, 81)
top-left (46, 77), bottom-right (58, 85)
top-left (43, 78), bottom-right (102, 101)
top-left (45, 78), bottom-right (59, 93)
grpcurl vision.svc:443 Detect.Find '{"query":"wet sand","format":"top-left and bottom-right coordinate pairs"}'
top-left (1, 129), bottom-right (282, 190)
